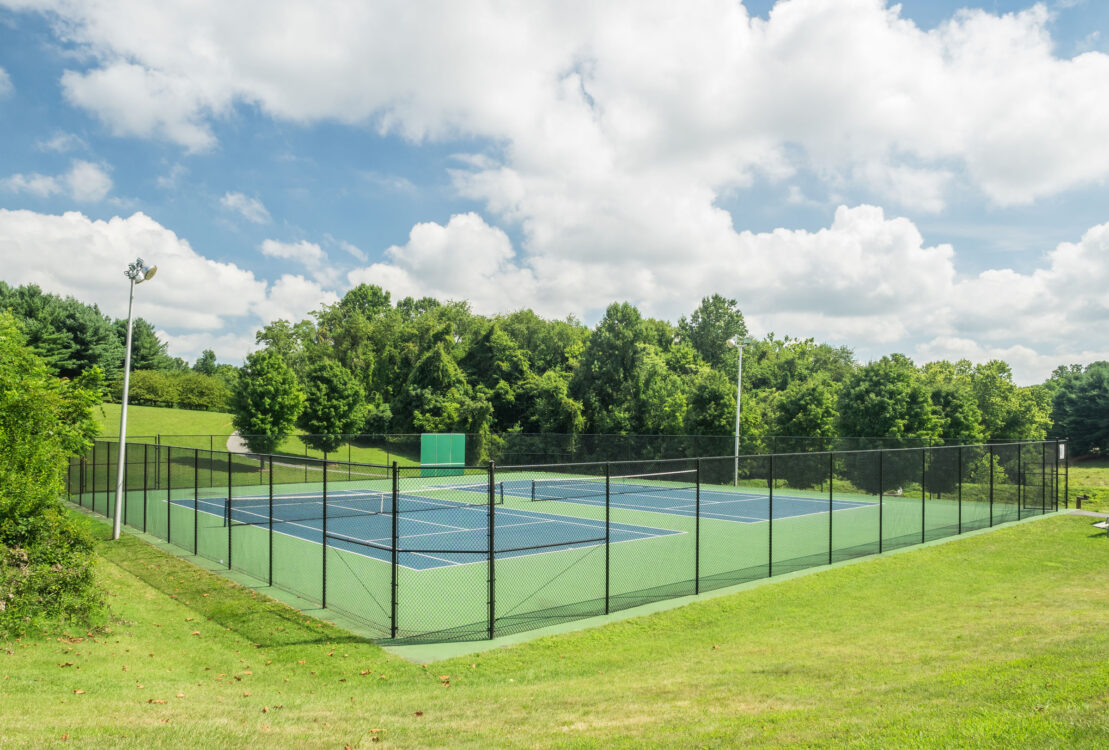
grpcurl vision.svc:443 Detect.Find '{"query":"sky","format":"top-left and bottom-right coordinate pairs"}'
top-left (1, 0), bottom-right (1108, 385)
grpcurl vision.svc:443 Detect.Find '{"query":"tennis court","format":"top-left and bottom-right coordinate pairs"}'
top-left (197, 484), bottom-right (683, 570)
top-left (70, 439), bottom-right (1065, 643)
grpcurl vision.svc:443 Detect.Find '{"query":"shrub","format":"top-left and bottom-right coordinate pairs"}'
top-left (0, 312), bottom-right (105, 636)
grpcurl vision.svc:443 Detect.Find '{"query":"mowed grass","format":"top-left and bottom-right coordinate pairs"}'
top-left (95, 403), bottom-right (418, 466)
top-left (1067, 456), bottom-right (1109, 512)
top-left (3, 511), bottom-right (1108, 748)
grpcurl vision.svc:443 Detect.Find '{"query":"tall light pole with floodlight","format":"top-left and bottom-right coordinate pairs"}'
top-left (112, 258), bottom-right (157, 540)
top-left (729, 335), bottom-right (755, 486)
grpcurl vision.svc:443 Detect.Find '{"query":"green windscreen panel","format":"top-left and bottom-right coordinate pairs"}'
top-left (420, 433), bottom-right (465, 477)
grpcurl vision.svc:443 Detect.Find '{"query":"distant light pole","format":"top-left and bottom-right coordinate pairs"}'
top-left (112, 258), bottom-right (158, 540)
top-left (729, 336), bottom-right (755, 486)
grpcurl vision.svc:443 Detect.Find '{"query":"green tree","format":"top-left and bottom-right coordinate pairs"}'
top-left (921, 360), bottom-right (985, 444)
top-left (837, 355), bottom-right (940, 492)
top-left (193, 349), bottom-right (218, 376)
top-left (678, 294), bottom-right (747, 369)
top-left (297, 360), bottom-right (368, 453)
top-left (230, 350), bottom-right (305, 454)
top-left (838, 355), bottom-right (940, 443)
top-left (571, 302), bottom-right (648, 433)
top-left (115, 317), bottom-right (177, 371)
top-left (683, 369), bottom-right (735, 435)
top-left (1051, 362), bottom-right (1109, 455)
top-left (391, 343), bottom-right (471, 433)
top-left (0, 311), bottom-right (105, 635)
top-left (521, 371), bottom-right (585, 434)
top-left (635, 346), bottom-right (687, 434)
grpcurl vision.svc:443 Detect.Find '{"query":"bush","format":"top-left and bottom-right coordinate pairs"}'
top-left (0, 312), bottom-right (105, 636)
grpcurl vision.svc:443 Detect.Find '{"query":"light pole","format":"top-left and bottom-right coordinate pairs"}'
top-left (112, 258), bottom-right (158, 540)
top-left (729, 336), bottom-right (755, 486)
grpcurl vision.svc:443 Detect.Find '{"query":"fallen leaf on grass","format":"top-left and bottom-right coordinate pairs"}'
top-left (72, 689), bottom-right (85, 695)
top-left (147, 699), bottom-right (167, 704)
top-left (261, 706), bottom-right (268, 713)
top-left (59, 662), bottom-right (74, 667)
top-left (414, 711), bottom-right (423, 717)
top-left (243, 692), bottom-right (252, 697)
top-left (176, 693), bottom-right (185, 698)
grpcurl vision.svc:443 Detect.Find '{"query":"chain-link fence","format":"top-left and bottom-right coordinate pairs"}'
top-left (70, 439), bottom-right (1067, 643)
top-left (105, 432), bottom-right (952, 468)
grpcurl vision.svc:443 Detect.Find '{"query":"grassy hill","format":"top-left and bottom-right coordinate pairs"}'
top-left (4, 511), bottom-right (1107, 747)
top-left (96, 403), bottom-right (418, 466)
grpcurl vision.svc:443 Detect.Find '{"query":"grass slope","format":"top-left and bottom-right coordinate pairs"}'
top-left (3, 512), bottom-right (1108, 748)
top-left (1067, 456), bottom-right (1109, 512)
top-left (96, 403), bottom-right (417, 466)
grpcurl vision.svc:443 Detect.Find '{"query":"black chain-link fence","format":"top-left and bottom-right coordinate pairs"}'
top-left (106, 432), bottom-right (949, 468)
top-left (70, 439), bottom-right (1067, 643)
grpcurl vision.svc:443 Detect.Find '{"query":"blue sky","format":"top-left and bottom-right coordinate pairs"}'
top-left (1, 0), bottom-right (1108, 383)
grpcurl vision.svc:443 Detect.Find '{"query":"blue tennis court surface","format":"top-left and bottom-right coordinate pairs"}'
top-left (186, 492), bottom-right (681, 570)
top-left (506, 478), bottom-right (874, 523)
top-left (180, 477), bottom-right (875, 571)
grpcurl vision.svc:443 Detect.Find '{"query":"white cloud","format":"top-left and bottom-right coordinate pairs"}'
top-left (2, 160), bottom-right (113, 202)
top-left (61, 63), bottom-right (219, 152)
top-left (0, 67), bottom-right (10, 97)
top-left (349, 212), bottom-right (536, 312)
top-left (0, 209), bottom-right (338, 363)
top-left (35, 131), bottom-right (86, 153)
top-left (65, 160), bottom-right (113, 202)
top-left (157, 330), bottom-right (256, 367)
top-left (156, 163), bottom-right (188, 190)
top-left (249, 273), bottom-right (338, 326)
top-left (24, 0), bottom-right (1109, 206)
top-left (220, 191), bottom-right (271, 224)
top-left (259, 238), bottom-right (338, 286)
top-left (352, 206), bottom-right (1109, 384)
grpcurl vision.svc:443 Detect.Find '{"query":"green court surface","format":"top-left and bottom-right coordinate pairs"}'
top-left (71, 438), bottom-right (1061, 644)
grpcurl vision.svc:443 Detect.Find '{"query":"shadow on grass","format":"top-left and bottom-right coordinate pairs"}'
top-left (92, 524), bottom-right (372, 649)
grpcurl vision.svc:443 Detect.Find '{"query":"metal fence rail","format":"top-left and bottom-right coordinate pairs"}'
top-left (68, 439), bottom-right (1067, 643)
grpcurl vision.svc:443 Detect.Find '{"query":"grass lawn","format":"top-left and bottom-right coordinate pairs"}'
top-left (3, 511), bottom-right (1108, 748)
top-left (96, 403), bottom-right (418, 466)
top-left (1067, 456), bottom-right (1109, 512)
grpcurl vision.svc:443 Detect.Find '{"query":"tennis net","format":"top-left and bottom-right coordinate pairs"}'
top-left (531, 469), bottom-right (697, 502)
top-left (227, 482), bottom-right (504, 526)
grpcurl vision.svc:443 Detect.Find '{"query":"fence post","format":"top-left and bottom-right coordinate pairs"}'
top-left (828, 452), bottom-right (834, 565)
top-left (921, 448), bottom-right (926, 544)
top-left (1017, 443), bottom-right (1023, 519)
top-left (605, 463), bottom-right (611, 614)
top-left (957, 445), bottom-right (963, 534)
top-left (390, 462), bottom-right (399, 639)
top-left (193, 448), bottom-right (199, 555)
top-left (322, 456), bottom-right (328, 609)
top-left (143, 443), bottom-right (148, 533)
top-left (768, 454), bottom-right (774, 577)
top-left (123, 445), bottom-right (130, 528)
top-left (166, 446), bottom-right (172, 543)
top-left (1064, 441), bottom-right (1068, 509)
top-left (488, 462), bottom-right (496, 640)
top-left (989, 445), bottom-right (995, 526)
top-left (227, 451), bottom-right (233, 570)
top-left (268, 456), bottom-right (274, 587)
top-left (878, 450), bottom-right (884, 554)
top-left (1041, 441), bottom-right (1046, 515)
top-left (695, 458), bottom-right (701, 595)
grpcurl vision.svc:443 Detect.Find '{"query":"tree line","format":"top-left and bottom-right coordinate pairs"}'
top-left (0, 282), bottom-right (235, 411)
top-left (3, 279), bottom-right (1105, 459)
